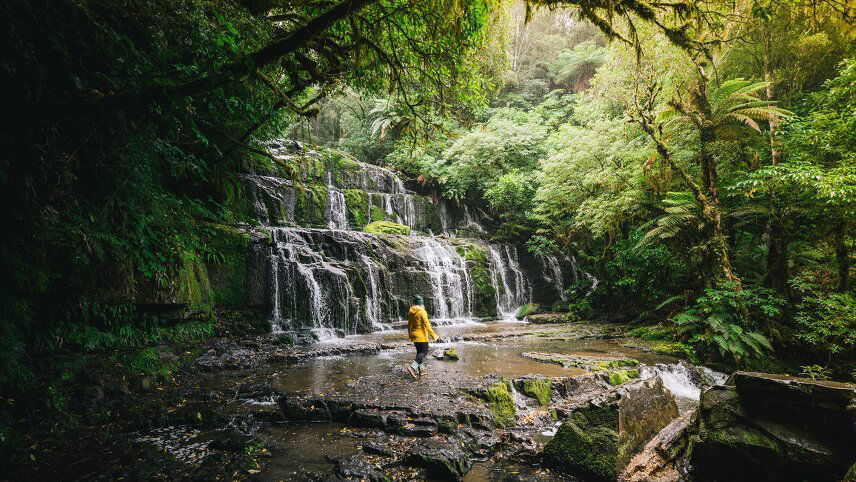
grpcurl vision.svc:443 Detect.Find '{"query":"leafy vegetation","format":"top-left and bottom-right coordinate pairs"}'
top-left (0, 0), bottom-right (853, 412)
top-left (296, 1), bottom-right (853, 376)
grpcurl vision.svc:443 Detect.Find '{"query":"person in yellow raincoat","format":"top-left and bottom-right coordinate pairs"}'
top-left (406, 295), bottom-right (439, 379)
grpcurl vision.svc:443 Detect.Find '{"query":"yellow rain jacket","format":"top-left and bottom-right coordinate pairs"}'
top-left (407, 305), bottom-right (438, 343)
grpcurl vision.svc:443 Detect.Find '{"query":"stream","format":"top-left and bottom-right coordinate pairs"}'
top-left (134, 320), bottom-right (724, 481)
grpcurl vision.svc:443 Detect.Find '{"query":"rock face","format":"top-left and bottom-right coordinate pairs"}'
top-left (238, 140), bottom-right (573, 336)
top-left (692, 371), bottom-right (856, 481)
top-left (544, 376), bottom-right (679, 480)
top-left (620, 409), bottom-right (698, 482)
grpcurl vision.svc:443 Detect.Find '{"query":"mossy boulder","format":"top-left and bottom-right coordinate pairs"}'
top-left (521, 377), bottom-right (552, 406)
top-left (364, 220), bottom-right (411, 235)
top-left (483, 381), bottom-right (516, 428)
top-left (545, 377), bottom-right (679, 480)
top-left (652, 342), bottom-right (698, 362)
top-left (515, 303), bottom-right (539, 319)
top-left (608, 369), bottom-right (640, 386)
top-left (443, 348), bottom-right (459, 361)
top-left (545, 403), bottom-right (620, 480)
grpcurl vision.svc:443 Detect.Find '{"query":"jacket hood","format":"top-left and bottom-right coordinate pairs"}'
top-left (409, 305), bottom-right (425, 315)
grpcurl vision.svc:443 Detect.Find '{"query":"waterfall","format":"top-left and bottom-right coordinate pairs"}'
top-left (326, 172), bottom-right (348, 230)
top-left (359, 253), bottom-right (391, 331)
top-left (267, 228), bottom-right (359, 339)
top-left (542, 255), bottom-right (567, 301)
top-left (244, 140), bottom-right (564, 336)
top-left (488, 245), bottom-right (530, 320)
top-left (269, 253), bottom-right (284, 333)
top-left (569, 254), bottom-right (599, 296)
top-left (639, 362), bottom-right (727, 410)
top-left (415, 238), bottom-right (472, 320)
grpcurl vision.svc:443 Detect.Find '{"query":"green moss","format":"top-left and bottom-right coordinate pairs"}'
top-left (308, 183), bottom-right (328, 226)
top-left (590, 359), bottom-right (639, 370)
top-left (364, 220), bottom-right (411, 235)
top-left (370, 205), bottom-right (393, 222)
top-left (653, 342), bottom-right (699, 362)
top-left (204, 224), bottom-right (250, 307)
top-left (457, 244), bottom-right (497, 318)
top-left (343, 189), bottom-right (369, 228)
top-left (484, 381), bottom-right (516, 428)
top-left (515, 303), bottom-right (539, 319)
top-left (608, 369), bottom-right (640, 386)
top-left (176, 251), bottom-right (213, 313)
top-left (522, 378), bottom-right (552, 406)
top-left (544, 420), bottom-right (619, 480)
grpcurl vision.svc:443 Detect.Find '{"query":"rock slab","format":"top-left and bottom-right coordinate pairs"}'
top-left (544, 376), bottom-right (679, 480)
top-left (692, 371), bottom-right (856, 481)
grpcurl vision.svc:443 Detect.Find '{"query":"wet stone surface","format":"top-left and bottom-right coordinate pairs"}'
top-left (16, 321), bottom-right (723, 481)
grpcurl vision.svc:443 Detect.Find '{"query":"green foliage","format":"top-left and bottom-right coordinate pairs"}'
top-left (515, 303), bottom-right (540, 319)
top-left (672, 283), bottom-right (782, 365)
top-left (552, 41), bottom-right (606, 88)
top-left (457, 245), bottom-right (498, 318)
top-left (798, 364), bottom-right (832, 381)
top-left (793, 290), bottom-right (855, 358)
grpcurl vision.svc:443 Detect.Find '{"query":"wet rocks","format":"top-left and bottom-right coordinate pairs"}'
top-left (328, 454), bottom-right (386, 481)
top-left (515, 376), bottom-right (552, 406)
top-left (522, 352), bottom-right (638, 372)
top-left (432, 347), bottom-right (460, 361)
top-left (618, 377), bottom-right (680, 470)
top-left (692, 371), bottom-right (856, 481)
top-left (620, 408), bottom-right (697, 482)
top-left (474, 380), bottom-right (517, 428)
top-left (406, 440), bottom-right (472, 481)
top-left (544, 376), bottom-right (679, 480)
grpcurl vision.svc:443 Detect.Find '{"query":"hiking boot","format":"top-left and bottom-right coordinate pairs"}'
top-left (406, 365), bottom-right (419, 380)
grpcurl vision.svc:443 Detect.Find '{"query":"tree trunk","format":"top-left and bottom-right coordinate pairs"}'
top-left (763, 24), bottom-right (782, 165)
top-left (699, 125), bottom-right (740, 287)
top-left (765, 221), bottom-right (790, 295)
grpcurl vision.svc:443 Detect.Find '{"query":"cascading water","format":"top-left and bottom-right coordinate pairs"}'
top-left (326, 172), bottom-right (348, 230)
top-left (488, 245), bottom-right (531, 320)
top-left (267, 227), bottom-right (359, 339)
top-left (415, 238), bottom-right (473, 320)
top-left (359, 253), bottom-right (391, 331)
top-left (542, 255), bottom-right (567, 302)
top-left (640, 362), bottom-right (727, 411)
top-left (244, 140), bottom-right (566, 336)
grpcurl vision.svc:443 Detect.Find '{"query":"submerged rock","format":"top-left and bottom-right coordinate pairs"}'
top-left (692, 371), bottom-right (856, 481)
top-left (443, 348), bottom-right (460, 361)
top-left (544, 376), bottom-right (679, 480)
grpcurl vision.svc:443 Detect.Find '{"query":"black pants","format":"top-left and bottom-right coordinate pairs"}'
top-left (414, 342), bottom-right (429, 364)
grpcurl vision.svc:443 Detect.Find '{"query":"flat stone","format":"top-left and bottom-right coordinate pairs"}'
top-left (692, 372), bottom-right (856, 481)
